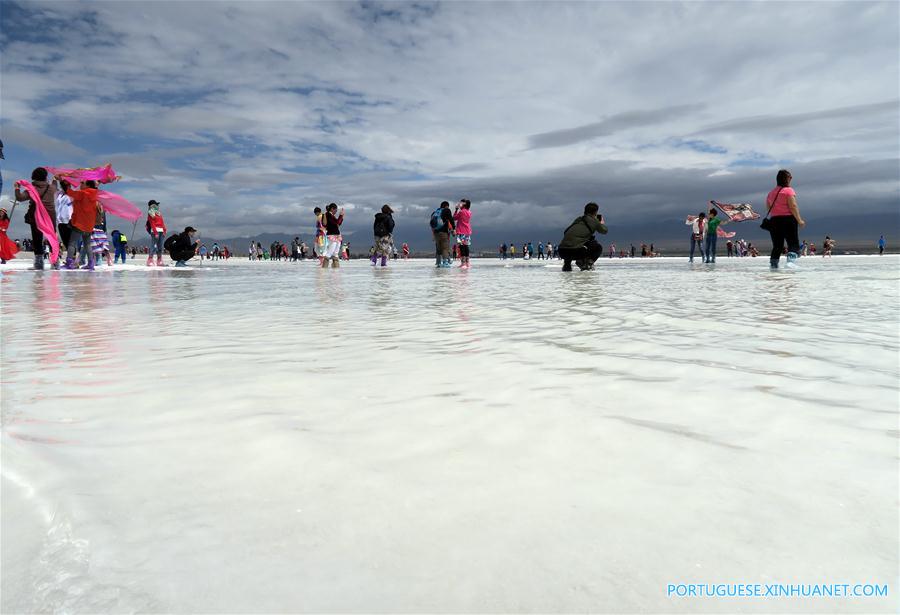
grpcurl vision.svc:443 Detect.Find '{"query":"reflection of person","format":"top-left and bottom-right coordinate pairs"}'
top-left (765, 169), bottom-right (805, 269)
top-left (168, 226), bottom-right (199, 267)
top-left (558, 202), bottom-right (607, 271)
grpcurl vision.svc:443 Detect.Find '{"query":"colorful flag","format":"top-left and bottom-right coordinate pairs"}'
top-left (711, 201), bottom-right (759, 222)
top-left (16, 180), bottom-right (60, 264)
top-left (717, 228), bottom-right (736, 238)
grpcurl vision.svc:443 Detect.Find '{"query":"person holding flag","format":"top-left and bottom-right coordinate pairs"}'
top-left (704, 207), bottom-right (730, 263)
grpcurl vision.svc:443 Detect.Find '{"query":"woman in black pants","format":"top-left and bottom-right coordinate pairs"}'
top-left (764, 169), bottom-right (806, 268)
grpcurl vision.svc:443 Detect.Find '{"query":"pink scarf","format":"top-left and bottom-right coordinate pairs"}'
top-left (97, 190), bottom-right (141, 222)
top-left (16, 180), bottom-right (60, 264)
top-left (46, 164), bottom-right (120, 185)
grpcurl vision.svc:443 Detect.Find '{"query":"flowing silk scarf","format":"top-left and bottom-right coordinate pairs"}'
top-left (97, 190), bottom-right (141, 222)
top-left (16, 180), bottom-right (60, 263)
top-left (46, 164), bottom-right (120, 185)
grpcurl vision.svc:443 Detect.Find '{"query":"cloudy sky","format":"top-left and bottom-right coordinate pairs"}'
top-left (1, 1), bottom-right (897, 248)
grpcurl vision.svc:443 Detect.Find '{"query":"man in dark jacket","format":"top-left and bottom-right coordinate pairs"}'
top-left (558, 202), bottom-right (608, 271)
top-left (168, 226), bottom-right (199, 267)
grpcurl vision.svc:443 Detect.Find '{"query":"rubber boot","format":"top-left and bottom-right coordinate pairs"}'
top-left (64, 257), bottom-right (77, 270)
top-left (321, 256), bottom-right (329, 268)
top-left (786, 252), bottom-right (799, 269)
top-left (770, 259), bottom-right (779, 269)
top-left (371, 254), bottom-right (377, 266)
top-left (86, 255), bottom-right (95, 271)
top-left (156, 255), bottom-right (164, 267)
top-left (331, 257), bottom-right (340, 268)
top-left (147, 256), bottom-right (155, 267)
top-left (33, 255), bottom-right (45, 270)
top-left (51, 258), bottom-right (60, 270)
top-left (380, 255), bottom-right (387, 267)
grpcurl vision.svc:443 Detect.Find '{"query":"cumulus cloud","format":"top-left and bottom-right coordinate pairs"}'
top-left (0, 0), bottom-right (897, 245)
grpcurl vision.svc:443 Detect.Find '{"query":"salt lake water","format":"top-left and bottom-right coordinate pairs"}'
top-left (2, 255), bottom-right (898, 613)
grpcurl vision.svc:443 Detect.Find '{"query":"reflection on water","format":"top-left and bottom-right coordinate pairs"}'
top-left (2, 257), bottom-right (898, 612)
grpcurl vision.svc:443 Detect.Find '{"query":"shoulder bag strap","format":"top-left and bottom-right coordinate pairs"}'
top-left (765, 188), bottom-right (783, 218)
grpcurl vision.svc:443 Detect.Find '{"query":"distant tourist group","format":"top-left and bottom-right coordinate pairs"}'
top-left (1, 164), bottom-right (891, 272)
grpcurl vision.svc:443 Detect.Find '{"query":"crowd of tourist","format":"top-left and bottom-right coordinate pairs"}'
top-left (1, 163), bottom-right (891, 272)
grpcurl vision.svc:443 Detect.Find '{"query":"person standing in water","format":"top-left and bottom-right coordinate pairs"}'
top-left (372, 204), bottom-right (395, 267)
top-left (704, 208), bottom-right (729, 263)
top-left (822, 236), bottom-right (836, 257)
top-left (322, 203), bottom-right (344, 268)
top-left (145, 200), bottom-right (167, 267)
top-left (558, 202), bottom-right (608, 271)
top-left (878, 235), bottom-right (885, 255)
top-left (14, 167), bottom-right (57, 270)
top-left (313, 206), bottom-right (327, 264)
top-left (453, 199), bottom-right (473, 269)
top-left (0, 208), bottom-right (18, 263)
top-left (54, 179), bottom-right (73, 255)
top-left (764, 169), bottom-right (805, 269)
top-left (687, 212), bottom-right (706, 263)
top-left (63, 180), bottom-right (100, 270)
top-left (430, 201), bottom-right (454, 268)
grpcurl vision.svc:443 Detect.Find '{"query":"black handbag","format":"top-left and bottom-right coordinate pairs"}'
top-left (760, 188), bottom-right (782, 231)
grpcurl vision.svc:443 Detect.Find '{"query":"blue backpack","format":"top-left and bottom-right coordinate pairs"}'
top-left (430, 207), bottom-right (445, 231)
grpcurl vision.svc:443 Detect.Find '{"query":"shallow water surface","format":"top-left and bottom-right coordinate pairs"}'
top-left (2, 256), bottom-right (898, 613)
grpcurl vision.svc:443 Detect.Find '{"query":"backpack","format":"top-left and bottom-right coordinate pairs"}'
top-left (373, 214), bottom-right (388, 237)
top-left (163, 234), bottom-right (179, 252)
top-left (429, 207), bottom-right (445, 232)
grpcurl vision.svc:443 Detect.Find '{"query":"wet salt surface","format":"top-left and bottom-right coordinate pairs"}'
top-left (2, 255), bottom-right (898, 613)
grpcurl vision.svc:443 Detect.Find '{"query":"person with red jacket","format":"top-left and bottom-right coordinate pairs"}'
top-left (0, 208), bottom-right (19, 263)
top-left (63, 180), bottom-right (101, 270)
top-left (145, 200), bottom-right (167, 266)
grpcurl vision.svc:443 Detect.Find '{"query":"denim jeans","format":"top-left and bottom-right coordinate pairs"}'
top-left (67, 230), bottom-right (92, 263)
top-left (114, 245), bottom-right (128, 263)
top-left (704, 234), bottom-right (717, 262)
top-left (148, 232), bottom-right (165, 257)
top-left (689, 236), bottom-right (704, 261)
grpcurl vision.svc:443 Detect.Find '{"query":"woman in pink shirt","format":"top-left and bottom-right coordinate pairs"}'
top-left (453, 199), bottom-right (473, 269)
top-left (764, 169), bottom-right (806, 268)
